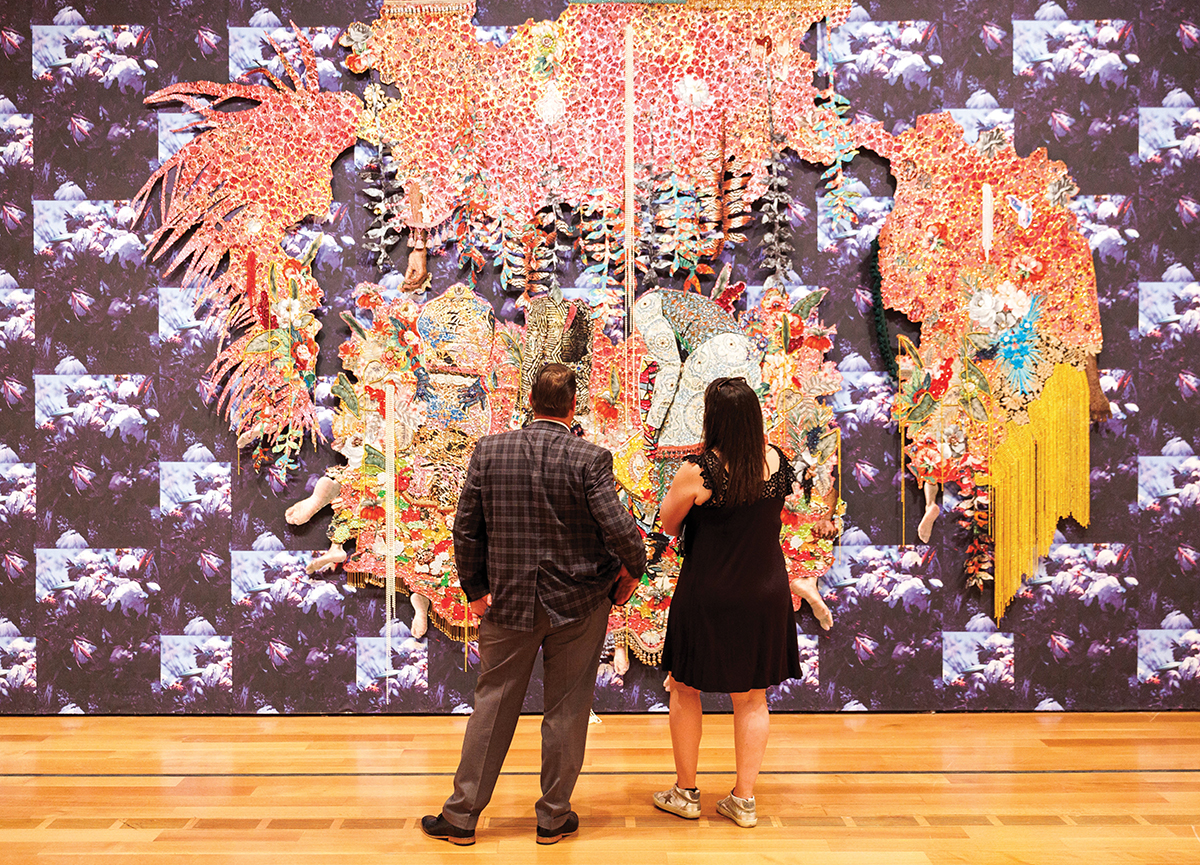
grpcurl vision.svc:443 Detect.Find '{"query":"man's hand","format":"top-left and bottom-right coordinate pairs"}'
top-left (469, 593), bottom-right (491, 618)
top-left (609, 564), bottom-right (640, 606)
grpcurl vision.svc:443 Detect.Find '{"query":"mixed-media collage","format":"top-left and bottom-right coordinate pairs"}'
top-left (1, 0), bottom-right (1198, 714)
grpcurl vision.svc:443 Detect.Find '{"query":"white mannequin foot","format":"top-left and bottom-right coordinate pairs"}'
top-left (286, 496), bottom-right (324, 525)
top-left (286, 478), bottom-right (340, 525)
top-left (306, 545), bottom-right (347, 574)
top-left (791, 578), bottom-right (833, 630)
top-left (614, 644), bottom-right (630, 676)
top-left (411, 592), bottom-right (431, 639)
top-left (809, 596), bottom-right (833, 631)
top-left (917, 504), bottom-right (940, 544)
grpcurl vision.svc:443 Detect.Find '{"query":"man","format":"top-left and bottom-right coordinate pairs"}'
top-left (421, 363), bottom-right (646, 846)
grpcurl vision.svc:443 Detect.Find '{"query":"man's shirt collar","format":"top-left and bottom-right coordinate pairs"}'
top-left (531, 418), bottom-right (571, 432)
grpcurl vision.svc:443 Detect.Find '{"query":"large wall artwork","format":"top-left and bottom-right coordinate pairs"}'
top-left (1, 0), bottom-right (1197, 714)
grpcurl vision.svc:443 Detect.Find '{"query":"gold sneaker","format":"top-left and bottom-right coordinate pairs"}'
top-left (716, 791), bottom-right (757, 828)
top-left (652, 783), bottom-right (701, 819)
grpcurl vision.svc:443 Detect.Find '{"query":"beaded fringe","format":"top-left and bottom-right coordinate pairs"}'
top-left (613, 627), bottom-right (664, 668)
top-left (345, 572), bottom-right (478, 644)
top-left (988, 363), bottom-right (1091, 618)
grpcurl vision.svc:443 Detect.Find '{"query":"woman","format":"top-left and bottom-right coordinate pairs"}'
top-left (652, 376), bottom-right (808, 829)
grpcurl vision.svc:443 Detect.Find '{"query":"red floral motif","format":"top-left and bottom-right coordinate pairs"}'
top-left (363, 385), bottom-right (388, 415)
top-left (363, 2), bottom-right (850, 230)
top-left (133, 26), bottom-right (361, 450)
top-left (928, 356), bottom-right (955, 400)
top-left (802, 333), bottom-right (832, 353)
top-left (281, 258), bottom-right (303, 282)
top-left (290, 335), bottom-right (318, 371)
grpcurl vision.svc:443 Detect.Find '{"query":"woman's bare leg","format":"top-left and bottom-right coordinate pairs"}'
top-left (667, 675), bottom-right (703, 789)
top-left (730, 689), bottom-right (770, 799)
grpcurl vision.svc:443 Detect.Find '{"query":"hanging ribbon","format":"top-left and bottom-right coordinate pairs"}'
top-left (384, 381), bottom-right (397, 705)
top-left (623, 22), bottom-right (636, 378)
top-left (981, 182), bottom-right (993, 263)
top-left (620, 21), bottom-right (639, 434)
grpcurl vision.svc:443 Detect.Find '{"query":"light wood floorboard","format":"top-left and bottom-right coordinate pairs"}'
top-left (2, 713), bottom-right (1199, 863)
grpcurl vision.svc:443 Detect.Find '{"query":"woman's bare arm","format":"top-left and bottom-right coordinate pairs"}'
top-left (659, 460), bottom-right (705, 536)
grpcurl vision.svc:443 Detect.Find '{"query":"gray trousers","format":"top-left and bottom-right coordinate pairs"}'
top-left (442, 597), bottom-right (611, 832)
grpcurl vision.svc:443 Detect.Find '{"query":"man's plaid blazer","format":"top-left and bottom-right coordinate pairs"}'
top-left (452, 419), bottom-right (647, 632)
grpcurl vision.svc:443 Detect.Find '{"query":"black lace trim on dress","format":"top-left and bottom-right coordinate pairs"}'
top-left (686, 445), bottom-right (794, 508)
top-left (683, 450), bottom-right (723, 505)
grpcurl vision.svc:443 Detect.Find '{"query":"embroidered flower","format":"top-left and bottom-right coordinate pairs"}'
top-left (428, 550), bottom-right (450, 577)
top-left (942, 425), bottom-right (968, 458)
top-left (967, 289), bottom-right (998, 331)
top-left (928, 356), bottom-right (956, 400)
top-left (1045, 174), bottom-right (1078, 208)
top-left (993, 298), bottom-right (1043, 394)
top-left (992, 281), bottom-right (1032, 330)
top-left (290, 339), bottom-right (314, 369)
top-left (273, 298), bottom-right (306, 329)
top-left (281, 257), bottom-right (303, 282)
top-left (528, 22), bottom-right (562, 81)
top-left (363, 385), bottom-right (387, 415)
top-left (923, 222), bottom-right (948, 250)
top-left (760, 351), bottom-right (790, 391)
top-left (969, 282), bottom-right (1032, 335)
top-left (1011, 254), bottom-right (1044, 281)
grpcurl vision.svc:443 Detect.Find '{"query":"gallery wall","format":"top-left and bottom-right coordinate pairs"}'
top-left (0, 0), bottom-right (1198, 713)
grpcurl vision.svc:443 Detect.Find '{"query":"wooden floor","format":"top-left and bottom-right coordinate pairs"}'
top-left (2, 713), bottom-right (1200, 864)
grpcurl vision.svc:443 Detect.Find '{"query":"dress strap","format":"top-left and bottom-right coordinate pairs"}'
top-left (684, 450), bottom-right (726, 507)
top-left (766, 444), bottom-right (796, 497)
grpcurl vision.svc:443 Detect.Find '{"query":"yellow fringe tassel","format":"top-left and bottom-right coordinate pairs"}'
top-left (988, 363), bottom-right (1091, 619)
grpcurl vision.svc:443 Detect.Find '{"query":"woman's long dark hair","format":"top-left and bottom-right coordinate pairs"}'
top-left (702, 377), bottom-right (766, 507)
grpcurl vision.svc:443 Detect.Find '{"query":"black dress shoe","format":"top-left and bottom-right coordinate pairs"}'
top-left (420, 813), bottom-right (475, 846)
top-left (535, 810), bottom-right (579, 845)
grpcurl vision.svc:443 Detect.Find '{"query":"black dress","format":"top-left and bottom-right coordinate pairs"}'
top-left (661, 445), bottom-right (801, 693)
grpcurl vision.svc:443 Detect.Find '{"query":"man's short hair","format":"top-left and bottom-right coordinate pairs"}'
top-left (531, 363), bottom-right (577, 417)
